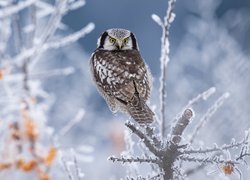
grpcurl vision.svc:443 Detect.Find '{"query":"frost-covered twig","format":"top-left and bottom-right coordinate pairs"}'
top-left (125, 122), bottom-right (160, 155)
top-left (170, 109), bottom-right (193, 144)
top-left (57, 109), bottom-right (85, 138)
top-left (2, 67), bottom-right (75, 82)
top-left (5, 22), bottom-right (94, 66)
top-left (126, 173), bottom-right (164, 180)
top-left (179, 155), bottom-right (239, 165)
top-left (189, 92), bottom-right (230, 144)
top-left (61, 157), bottom-right (74, 180)
top-left (0, 0), bottom-right (37, 19)
top-left (152, 0), bottom-right (176, 138)
top-left (170, 87), bottom-right (216, 130)
top-left (109, 156), bottom-right (159, 164)
top-left (30, 67), bottom-right (75, 79)
top-left (181, 87), bottom-right (216, 114)
top-left (145, 126), bottom-right (162, 148)
top-left (73, 150), bottom-right (85, 180)
top-left (236, 145), bottom-right (250, 162)
top-left (38, 0), bottom-right (67, 46)
top-left (43, 23), bottom-right (95, 50)
top-left (184, 135), bottom-right (249, 154)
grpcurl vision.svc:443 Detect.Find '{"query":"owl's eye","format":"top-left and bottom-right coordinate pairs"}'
top-left (109, 37), bottom-right (116, 43)
top-left (123, 38), bottom-right (129, 44)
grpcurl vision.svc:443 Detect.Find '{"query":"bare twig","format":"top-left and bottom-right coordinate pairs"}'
top-left (183, 138), bottom-right (249, 154)
top-left (152, 0), bottom-right (176, 139)
top-left (4, 22), bottom-right (94, 66)
top-left (179, 155), bottom-right (239, 165)
top-left (61, 157), bottom-right (74, 180)
top-left (109, 156), bottom-right (159, 164)
top-left (125, 122), bottom-right (160, 155)
top-left (177, 87), bottom-right (216, 119)
top-left (170, 109), bottom-right (193, 144)
top-left (0, 0), bottom-right (37, 19)
top-left (57, 109), bottom-right (85, 138)
top-left (189, 92), bottom-right (230, 144)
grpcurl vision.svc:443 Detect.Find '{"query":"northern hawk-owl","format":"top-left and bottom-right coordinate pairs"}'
top-left (90, 28), bottom-right (154, 124)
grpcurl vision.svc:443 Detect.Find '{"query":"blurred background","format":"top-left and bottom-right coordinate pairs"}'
top-left (49, 0), bottom-right (250, 179)
top-left (1, 0), bottom-right (250, 179)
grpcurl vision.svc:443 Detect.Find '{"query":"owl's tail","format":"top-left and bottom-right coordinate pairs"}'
top-left (127, 94), bottom-right (154, 125)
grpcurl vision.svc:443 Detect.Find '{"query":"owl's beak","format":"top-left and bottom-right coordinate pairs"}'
top-left (116, 39), bottom-right (123, 49)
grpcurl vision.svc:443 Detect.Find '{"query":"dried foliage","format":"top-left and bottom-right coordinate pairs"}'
top-left (0, 0), bottom-right (93, 179)
top-left (1, 107), bottom-right (57, 180)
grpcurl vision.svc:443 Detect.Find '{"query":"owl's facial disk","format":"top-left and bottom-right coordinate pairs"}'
top-left (97, 29), bottom-right (138, 51)
top-left (103, 36), bottom-right (132, 50)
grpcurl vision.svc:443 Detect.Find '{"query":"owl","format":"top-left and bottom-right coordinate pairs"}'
top-left (90, 28), bottom-right (154, 124)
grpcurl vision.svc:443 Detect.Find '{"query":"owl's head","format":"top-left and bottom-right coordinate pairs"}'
top-left (97, 28), bottom-right (138, 51)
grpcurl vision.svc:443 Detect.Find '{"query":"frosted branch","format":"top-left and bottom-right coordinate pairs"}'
top-left (36, 0), bottom-right (86, 19)
top-left (109, 156), bottom-right (159, 164)
top-left (184, 135), bottom-right (249, 154)
top-left (31, 67), bottom-right (75, 79)
top-left (72, 149), bottom-right (85, 180)
top-left (44, 23), bottom-right (95, 49)
top-left (38, 0), bottom-right (67, 45)
top-left (183, 87), bottom-right (216, 111)
top-left (171, 87), bottom-right (216, 130)
top-left (3, 67), bottom-right (75, 82)
top-left (125, 122), bottom-right (160, 155)
top-left (170, 109), bottom-right (193, 144)
top-left (0, 0), bottom-right (37, 19)
top-left (189, 92), bottom-right (230, 144)
top-left (236, 145), bottom-right (250, 162)
top-left (152, 0), bottom-right (177, 138)
top-left (6, 23), bottom-right (94, 66)
top-left (151, 14), bottom-right (163, 27)
top-left (66, 0), bottom-right (86, 12)
top-left (179, 155), bottom-right (239, 165)
top-left (145, 126), bottom-right (162, 148)
top-left (58, 109), bottom-right (85, 138)
top-left (61, 156), bottom-right (74, 180)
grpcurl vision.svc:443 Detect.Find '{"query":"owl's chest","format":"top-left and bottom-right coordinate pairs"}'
top-left (92, 51), bottom-right (144, 87)
top-left (96, 51), bottom-right (142, 72)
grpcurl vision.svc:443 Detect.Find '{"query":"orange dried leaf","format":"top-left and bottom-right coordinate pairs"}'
top-left (223, 163), bottom-right (234, 175)
top-left (16, 159), bottom-right (37, 171)
top-left (0, 163), bottom-right (12, 170)
top-left (43, 147), bottom-right (57, 166)
top-left (37, 168), bottom-right (50, 180)
top-left (40, 173), bottom-right (50, 180)
top-left (0, 69), bottom-right (5, 80)
top-left (24, 118), bottom-right (38, 141)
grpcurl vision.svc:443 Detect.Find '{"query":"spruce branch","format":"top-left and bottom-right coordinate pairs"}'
top-left (109, 156), bottom-right (159, 164)
top-left (183, 136), bottom-right (249, 155)
top-left (125, 122), bottom-right (160, 155)
top-left (179, 155), bottom-right (239, 165)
